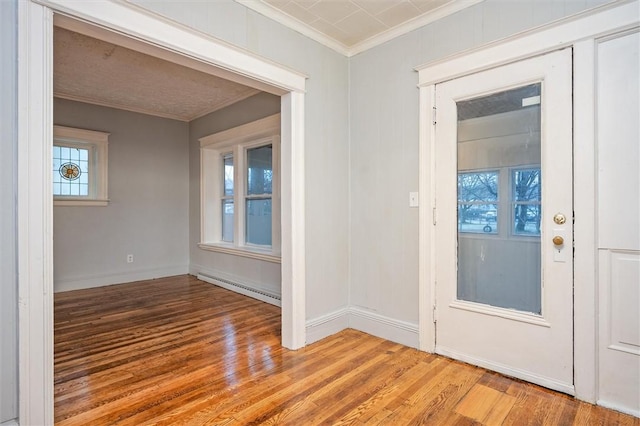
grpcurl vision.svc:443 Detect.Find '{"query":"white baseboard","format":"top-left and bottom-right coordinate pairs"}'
top-left (348, 306), bottom-right (419, 349)
top-left (305, 307), bottom-right (349, 344)
top-left (305, 306), bottom-right (419, 348)
top-left (191, 264), bottom-right (281, 307)
top-left (436, 345), bottom-right (576, 396)
top-left (597, 399), bottom-right (640, 418)
top-left (54, 264), bottom-right (189, 292)
top-left (1, 419), bottom-right (19, 426)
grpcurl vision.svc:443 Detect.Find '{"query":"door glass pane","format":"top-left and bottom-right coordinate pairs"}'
top-left (456, 83), bottom-right (542, 314)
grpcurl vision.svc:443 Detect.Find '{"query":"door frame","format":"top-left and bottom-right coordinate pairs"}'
top-left (18, 1), bottom-right (307, 424)
top-left (416, 0), bottom-right (639, 405)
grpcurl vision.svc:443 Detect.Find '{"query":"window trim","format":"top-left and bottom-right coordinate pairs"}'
top-left (53, 125), bottom-right (109, 206)
top-left (199, 114), bottom-right (281, 263)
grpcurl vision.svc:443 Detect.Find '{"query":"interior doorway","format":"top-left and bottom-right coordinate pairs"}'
top-left (18, 1), bottom-right (306, 423)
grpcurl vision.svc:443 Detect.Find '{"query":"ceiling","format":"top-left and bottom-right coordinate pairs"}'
top-left (238, 0), bottom-right (482, 55)
top-left (54, 27), bottom-right (260, 122)
top-left (53, 2), bottom-right (480, 118)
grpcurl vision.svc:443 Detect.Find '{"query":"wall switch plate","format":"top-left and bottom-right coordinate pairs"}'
top-left (409, 192), bottom-right (419, 208)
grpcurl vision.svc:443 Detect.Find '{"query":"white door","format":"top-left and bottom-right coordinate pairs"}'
top-left (434, 49), bottom-right (574, 393)
top-left (596, 30), bottom-right (640, 416)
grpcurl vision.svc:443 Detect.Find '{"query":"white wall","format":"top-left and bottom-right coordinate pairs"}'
top-left (0, 0), bottom-right (18, 421)
top-left (189, 92), bottom-right (282, 296)
top-left (132, 0), bottom-right (351, 322)
top-left (348, 0), bottom-right (612, 344)
top-left (53, 98), bottom-right (190, 292)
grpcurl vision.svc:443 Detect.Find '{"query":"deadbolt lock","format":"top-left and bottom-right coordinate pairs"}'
top-left (553, 213), bottom-right (567, 225)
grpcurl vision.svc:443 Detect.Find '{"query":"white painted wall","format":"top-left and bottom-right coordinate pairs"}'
top-left (132, 0), bottom-right (351, 322)
top-left (0, 0), bottom-right (18, 421)
top-left (53, 98), bottom-right (190, 292)
top-left (189, 93), bottom-right (282, 296)
top-left (348, 0), bottom-right (611, 344)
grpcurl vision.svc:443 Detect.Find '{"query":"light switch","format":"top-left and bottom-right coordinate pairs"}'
top-left (409, 192), bottom-right (419, 208)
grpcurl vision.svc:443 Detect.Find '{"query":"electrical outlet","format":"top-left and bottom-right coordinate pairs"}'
top-left (127, 254), bottom-right (134, 263)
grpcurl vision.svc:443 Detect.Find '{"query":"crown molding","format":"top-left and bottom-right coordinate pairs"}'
top-left (349, 0), bottom-right (484, 56)
top-left (236, 0), bottom-right (351, 56)
top-left (236, 0), bottom-right (484, 57)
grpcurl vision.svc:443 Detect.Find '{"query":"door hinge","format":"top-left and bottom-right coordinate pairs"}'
top-left (433, 304), bottom-right (437, 323)
top-left (432, 107), bottom-right (437, 125)
top-left (432, 207), bottom-right (437, 226)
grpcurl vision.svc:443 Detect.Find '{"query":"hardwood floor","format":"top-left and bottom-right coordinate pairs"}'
top-left (55, 275), bottom-right (638, 425)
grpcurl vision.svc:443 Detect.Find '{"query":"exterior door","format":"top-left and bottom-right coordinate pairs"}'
top-left (433, 49), bottom-right (574, 393)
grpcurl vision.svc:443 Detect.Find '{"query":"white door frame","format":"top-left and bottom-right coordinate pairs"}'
top-left (17, 1), bottom-right (307, 424)
top-left (416, 0), bottom-right (639, 405)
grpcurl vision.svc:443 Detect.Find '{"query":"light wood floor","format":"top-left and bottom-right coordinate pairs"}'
top-left (55, 275), bottom-right (638, 425)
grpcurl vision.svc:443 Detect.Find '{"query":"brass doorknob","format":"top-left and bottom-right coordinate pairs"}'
top-left (554, 213), bottom-right (567, 225)
top-left (553, 236), bottom-right (564, 246)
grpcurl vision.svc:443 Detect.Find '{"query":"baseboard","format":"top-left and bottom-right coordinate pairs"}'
top-left (436, 345), bottom-right (576, 396)
top-left (597, 399), bottom-right (640, 418)
top-left (305, 306), bottom-right (419, 347)
top-left (192, 264), bottom-right (281, 307)
top-left (54, 264), bottom-right (189, 292)
top-left (305, 307), bottom-right (350, 344)
top-left (1, 419), bottom-right (19, 426)
top-left (348, 306), bottom-right (419, 348)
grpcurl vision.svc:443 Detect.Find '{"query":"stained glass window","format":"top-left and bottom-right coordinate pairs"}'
top-left (53, 145), bottom-right (89, 196)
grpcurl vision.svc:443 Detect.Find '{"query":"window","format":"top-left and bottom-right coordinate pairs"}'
top-left (199, 114), bottom-right (280, 263)
top-left (53, 125), bottom-right (109, 206)
top-left (458, 171), bottom-right (498, 234)
top-left (458, 166), bottom-right (541, 237)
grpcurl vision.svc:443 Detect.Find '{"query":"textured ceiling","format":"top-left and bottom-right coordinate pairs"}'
top-left (257, 0), bottom-right (453, 48)
top-left (54, 27), bottom-right (259, 122)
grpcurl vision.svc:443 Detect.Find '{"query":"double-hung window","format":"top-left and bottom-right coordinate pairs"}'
top-left (199, 114), bottom-right (281, 263)
top-left (457, 166), bottom-right (541, 237)
top-left (53, 125), bottom-right (109, 206)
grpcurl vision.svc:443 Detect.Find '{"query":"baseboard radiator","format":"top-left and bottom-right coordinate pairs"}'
top-left (197, 273), bottom-right (281, 307)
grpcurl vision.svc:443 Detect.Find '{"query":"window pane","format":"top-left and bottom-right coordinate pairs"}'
top-left (246, 198), bottom-right (271, 246)
top-left (514, 203), bottom-right (541, 236)
top-left (513, 169), bottom-right (541, 201)
top-left (53, 146), bottom-right (89, 197)
top-left (222, 200), bottom-right (234, 242)
top-left (223, 154), bottom-right (234, 196)
top-left (247, 145), bottom-right (272, 195)
top-left (512, 168), bottom-right (541, 236)
top-left (458, 203), bottom-right (498, 234)
top-left (458, 171), bottom-right (498, 202)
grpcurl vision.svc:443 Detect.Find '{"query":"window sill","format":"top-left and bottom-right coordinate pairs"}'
top-left (198, 242), bottom-right (281, 264)
top-left (54, 198), bottom-right (109, 207)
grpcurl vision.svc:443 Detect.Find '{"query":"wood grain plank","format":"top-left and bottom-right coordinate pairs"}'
top-left (54, 276), bottom-right (640, 425)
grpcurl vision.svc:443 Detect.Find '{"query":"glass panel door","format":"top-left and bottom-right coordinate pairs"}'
top-left (456, 84), bottom-right (542, 314)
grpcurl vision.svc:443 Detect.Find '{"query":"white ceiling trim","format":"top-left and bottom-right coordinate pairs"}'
top-left (349, 0), bottom-right (484, 56)
top-left (237, 0), bottom-right (351, 55)
top-left (236, 0), bottom-right (484, 57)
